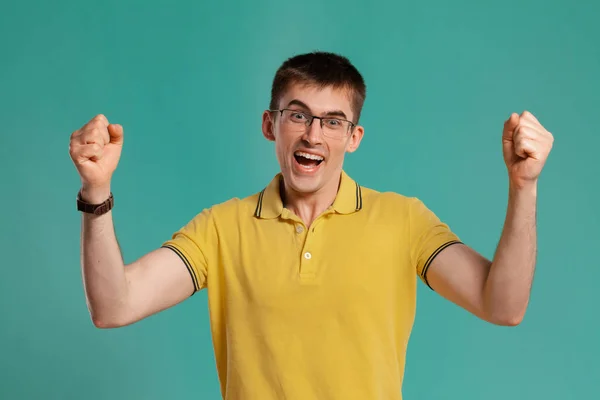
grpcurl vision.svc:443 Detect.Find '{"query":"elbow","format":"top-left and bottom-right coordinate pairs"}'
top-left (89, 309), bottom-right (131, 329)
top-left (482, 295), bottom-right (528, 326)
top-left (86, 296), bottom-right (132, 329)
top-left (91, 316), bottom-right (123, 329)
top-left (495, 314), bottom-right (524, 327)
top-left (486, 310), bottom-right (526, 327)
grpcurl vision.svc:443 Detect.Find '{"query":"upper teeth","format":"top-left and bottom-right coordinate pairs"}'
top-left (296, 151), bottom-right (324, 161)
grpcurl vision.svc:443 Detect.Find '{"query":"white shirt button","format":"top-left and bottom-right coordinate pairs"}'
top-left (296, 225), bottom-right (304, 233)
top-left (304, 252), bottom-right (312, 260)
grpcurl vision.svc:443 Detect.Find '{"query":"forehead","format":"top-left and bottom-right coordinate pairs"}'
top-left (278, 82), bottom-right (354, 119)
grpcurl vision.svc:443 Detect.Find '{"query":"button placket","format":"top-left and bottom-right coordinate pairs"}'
top-left (299, 220), bottom-right (321, 278)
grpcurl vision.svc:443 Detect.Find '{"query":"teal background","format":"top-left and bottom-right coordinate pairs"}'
top-left (1, 0), bottom-right (598, 398)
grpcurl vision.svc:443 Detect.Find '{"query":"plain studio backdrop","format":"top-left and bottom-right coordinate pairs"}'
top-left (0, 0), bottom-right (598, 399)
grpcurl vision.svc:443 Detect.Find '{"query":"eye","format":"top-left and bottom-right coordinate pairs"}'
top-left (290, 112), bottom-right (307, 121)
top-left (325, 118), bottom-right (341, 127)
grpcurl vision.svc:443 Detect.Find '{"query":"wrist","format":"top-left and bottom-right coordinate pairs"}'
top-left (508, 179), bottom-right (537, 198)
top-left (80, 184), bottom-right (112, 204)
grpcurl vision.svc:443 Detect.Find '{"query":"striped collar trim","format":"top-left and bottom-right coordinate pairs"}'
top-left (254, 170), bottom-right (363, 219)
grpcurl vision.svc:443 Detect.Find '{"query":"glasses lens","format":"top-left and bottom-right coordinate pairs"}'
top-left (322, 118), bottom-right (350, 138)
top-left (279, 110), bottom-right (351, 138)
top-left (282, 110), bottom-right (308, 127)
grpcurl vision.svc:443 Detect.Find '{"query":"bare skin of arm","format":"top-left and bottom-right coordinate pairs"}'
top-left (425, 111), bottom-right (553, 326)
top-left (427, 183), bottom-right (537, 326)
top-left (71, 115), bottom-right (194, 328)
top-left (80, 200), bottom-right (194, 328)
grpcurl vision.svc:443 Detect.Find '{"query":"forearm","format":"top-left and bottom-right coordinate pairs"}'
top-left (484, 182), bottom-right (537, 325)
top-left (80, 186), bottom-right (129, 328)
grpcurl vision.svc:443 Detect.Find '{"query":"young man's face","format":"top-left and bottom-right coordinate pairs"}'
top-left (262, 82), bottom-right (364, 197)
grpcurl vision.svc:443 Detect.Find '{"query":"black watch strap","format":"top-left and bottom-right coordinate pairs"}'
top-left (77, 191), bottom-right (114, 215)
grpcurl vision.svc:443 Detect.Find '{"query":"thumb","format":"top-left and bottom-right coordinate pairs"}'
top-left (502, 113), bottom-right (519, 141)
top-left (107, 123), bottom-right (124, 145)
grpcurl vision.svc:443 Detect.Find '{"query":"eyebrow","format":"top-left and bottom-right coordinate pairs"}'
top-left (286, 99), bottom-right (349, 120)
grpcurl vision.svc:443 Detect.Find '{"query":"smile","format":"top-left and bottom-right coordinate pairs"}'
top-left (293, 150), bottom-right (325, 173)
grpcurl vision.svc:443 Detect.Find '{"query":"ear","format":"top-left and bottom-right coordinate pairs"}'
top-left (262, 110), bottom-right (276, 142)
top-left (345, 125), bottom-right (364, 153)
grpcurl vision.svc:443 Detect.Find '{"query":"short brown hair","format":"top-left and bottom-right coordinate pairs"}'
top-left (269, 51), bottom-right (367, 123)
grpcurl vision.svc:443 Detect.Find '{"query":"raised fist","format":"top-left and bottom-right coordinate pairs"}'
top-left (502, 111), bottom-right (554, 189)
top-left (69, 114), bottom-right (124, 202)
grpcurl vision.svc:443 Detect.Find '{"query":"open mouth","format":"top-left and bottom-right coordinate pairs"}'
top-left (294, 151), bottom-right (324, 168)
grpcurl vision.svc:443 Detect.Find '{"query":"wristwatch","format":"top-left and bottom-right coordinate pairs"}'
top-left (77, 191), bottom-right (114, 215)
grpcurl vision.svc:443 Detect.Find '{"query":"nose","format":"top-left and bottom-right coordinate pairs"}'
top-left (302, 119), bottom-right (324, 146)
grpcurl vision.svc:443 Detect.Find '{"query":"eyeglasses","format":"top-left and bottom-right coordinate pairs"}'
top-left (269, 109), bottom-right (356, 139)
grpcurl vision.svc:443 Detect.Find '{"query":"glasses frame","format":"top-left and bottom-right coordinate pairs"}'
top-left (268, 108), bottom-right (356, 138)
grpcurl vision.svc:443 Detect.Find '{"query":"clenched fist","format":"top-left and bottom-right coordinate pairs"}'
top-left (502, 111), bottom-right (554, 189)
top-left (69, 114), bottom-right (124, 202)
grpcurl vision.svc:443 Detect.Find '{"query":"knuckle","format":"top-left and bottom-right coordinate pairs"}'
top-left (89, 114), bottom-right (108, 128)
top-left (92, 126), bottom-right (104, 136)
top-left (518, 126), bottom-right (531, 137)
top-left (83, 128), bottom-right (102, 143)
top-left (514, 125), bottom-right (523, 136)
top-left (79, 131), bottom-right (91, 143)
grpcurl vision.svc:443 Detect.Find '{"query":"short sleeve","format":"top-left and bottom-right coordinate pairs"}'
top-left (409, 198), bottom-right (462, 289)
top-left (161, 208), bottom-right (217, 293)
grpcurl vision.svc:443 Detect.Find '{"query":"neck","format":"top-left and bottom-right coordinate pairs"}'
top-left (281, 174), bottom-right (341, 227)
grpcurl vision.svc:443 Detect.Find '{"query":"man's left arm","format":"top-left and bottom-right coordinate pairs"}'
top-left (426, 111), bottom-right (554, 326)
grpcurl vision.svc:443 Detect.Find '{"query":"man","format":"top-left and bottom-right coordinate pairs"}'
top-left (69, 52), bottom-right (554, 399)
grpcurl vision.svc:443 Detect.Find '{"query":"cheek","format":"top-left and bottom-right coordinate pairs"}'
top-left (274, 135), bottom-right (293, 164)
top-left (274, 143), bottom-right (285, 164)
top-left (328, 140), bottom-right (348, 160)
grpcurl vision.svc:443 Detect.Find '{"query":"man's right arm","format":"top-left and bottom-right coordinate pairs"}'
top-left (71, 115), bottom-right (194, 328)
top-left (80, 188), bottom-right (194, 328)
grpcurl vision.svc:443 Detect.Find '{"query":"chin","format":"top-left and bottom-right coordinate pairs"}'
top-left (281, 163), bottom-right (325, 195)
top-left (290, 177), bottom-right (324, 195)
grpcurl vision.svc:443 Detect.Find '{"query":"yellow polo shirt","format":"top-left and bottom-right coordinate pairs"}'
top-left (162, 170), bottom-right (461, 400)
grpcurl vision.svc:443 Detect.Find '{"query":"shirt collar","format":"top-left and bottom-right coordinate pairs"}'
top-left (254, 170), bottom-right (363, 219)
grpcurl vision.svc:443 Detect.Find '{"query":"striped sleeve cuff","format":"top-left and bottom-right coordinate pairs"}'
top-left (421, 240), bottom-right (463, 290)
top-left (162, 243), bottom-right (201, 293)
